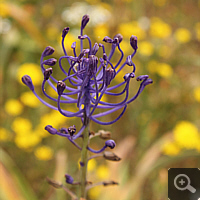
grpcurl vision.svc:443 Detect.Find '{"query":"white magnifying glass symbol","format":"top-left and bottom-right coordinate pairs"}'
top-left (174, 174), bottom-right (196, 193)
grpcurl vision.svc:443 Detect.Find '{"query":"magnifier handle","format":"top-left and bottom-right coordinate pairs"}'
top-left (187, 185), bottom-right (196, 193)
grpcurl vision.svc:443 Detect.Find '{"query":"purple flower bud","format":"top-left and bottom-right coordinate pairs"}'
top-left (136, 75), bottom-right (149, 81)
top-left (43, 58), bottom-right (57, 66)
top-left (57, 81), bottom-right (66, 95)
top-left (143, 78), bottom-right (153, 86)
top-left (81, 14), bottom-right (90, 29)
top-left (71, 42), bottom-right (76, 49)
top-left (103, 53), bottom-right (107, 61)
top-left (45, 125), bottom-right (57, 135)
top-left (91, 43), bottom-right (99, 55)
top-left (43, 46), bottom-right (55, 57)
top-left (130, 35), bottom-right (138, 51)
top-left (62, 27), bottom-right (70, 38)
top-left (113, 33), bottom-right (123, 43)
top-left (105, 140), bottom-right (116, 149)
top-left (123, 72), bottom-right (135, 81)
top-left (77, 49), bottom-right (88, 62)
top-left (126, 55), bottom-right (133, 66)
top-left (88, 55), bottom-right (98, 75)
top-left (21, 75), bottom-right (34, 91)
top-left (44, 68), bottom-right (53, 80)
top-left (78, 35), bottom-right (87, 40)
top-left (65, 174), bottom-right (74, 184)
top-left (103, 36), bottom-right (113, 43)
top-left (68, 125), bottom-right (76, 136)
top-left (105, 68), bottom-right (115, 86)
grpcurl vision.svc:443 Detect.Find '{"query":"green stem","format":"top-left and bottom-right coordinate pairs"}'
top-left (79, 116), bottom-right (90, 199)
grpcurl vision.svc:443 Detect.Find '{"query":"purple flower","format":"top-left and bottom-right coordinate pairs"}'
top-left (65, 174), bottom-right (74, 184)
top-left (22, 14), bottom-right (152, 134)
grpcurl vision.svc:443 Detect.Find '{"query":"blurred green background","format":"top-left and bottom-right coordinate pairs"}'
top-left (0, 0), bottom-right (200, 200)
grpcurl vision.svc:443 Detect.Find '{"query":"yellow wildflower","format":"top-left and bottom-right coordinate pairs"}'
top-left (11, 117), bottom-right (32, 134)
top-left (195, 22), bottom-right (200, 41)
top-left (39, 110), bottom-right (66, 129)
top-left (94, 24), bottom-right (109, 41)
top-left (156, 63), bottom-right (173, 78)
top-left (139, 41), bottom-right (154, 56)
top-left (0, 128), bottom-right (11, 141)
top-left (162, 141), bottom-right (180, 156)
top-left (96, 165), bottom-right (109, 180)
top-left (20, 91), bottom-right (40, 108)
top-left (88, 186), bottom-right (101, 199)
top-left (87, 159), bottom-right (97, 172)
top-left (119, 39), bottom-right (132, 55)
top-left (173, 121), bottom-right (200, 149)
top-left (147, 60), bottom-right (159, 73)
top-left (34, 145), bottom-right (53, 160)
top-left (150, 17), bottom-right (172, 38)
top-left (174, 28), bottom-right (191, 43)
top-left (0, 2), bottom-right (9, 17)
top-left (15, 133), bottom-right (41, 149)
top-left (17, 63), bottom-right (42, 85)
top-left (193, 86), bottom-right (200, 102)
top-left (59, 32), bottom-right (77, 52)
top-left (118, 21), bottom-right (146, 40)
top-left (4, 99), bottom-right (23, 116)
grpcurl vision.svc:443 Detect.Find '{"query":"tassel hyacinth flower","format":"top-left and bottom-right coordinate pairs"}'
top-left (22, 14), bottom-right (152, 199)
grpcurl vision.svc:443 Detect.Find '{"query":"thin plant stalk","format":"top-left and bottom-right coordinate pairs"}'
top-left (79, 113), bottom-right (90, 198)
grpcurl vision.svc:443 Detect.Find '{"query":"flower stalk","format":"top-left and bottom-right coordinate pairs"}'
top-left (79, 117), bottom-right (90, 198)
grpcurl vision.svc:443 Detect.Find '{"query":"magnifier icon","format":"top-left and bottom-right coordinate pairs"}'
top-left (174, 174), bottom-right (196, 193)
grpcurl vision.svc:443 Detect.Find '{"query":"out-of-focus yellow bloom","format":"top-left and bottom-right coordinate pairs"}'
top-left (20, 91), bottom-right (40, 108)
top-left (153, 0), bottom-right (167, 7)
top-left (147, 60), bottom-right (159, 73)
top-left (34, 145), bottom-right (53, 160)
top-left (41, 3), bottom-right (54, 18)
top-left (88, 186), bottom-right (101, 199)
top-left (120, 39), bottom-right (132, 55)
top-left (195, 22), bottom-right (200, 41)
top-left (174, 121), bottom-right (200, 149)
top-left (147, 60), bottom-right (173, 78)
top-left (40, 110), bottom-right (66, 129)
top-left (96, 165), bottom-right (109, 180)
top-left (11, 117), bottom-right (32, 134)
top-left (150, 17), bottom-right (172, 38)
top-left (139, 41), bottom-right (154, 56)
top-left (5, 99), bottom-right (23, 116)
top-left (94, 24), bottom-right (109, 41)
top-left (0, 2), bottom-right (9, 17)
top-left (162, 141), bottom-right (180, 156)
top-left (118, 21), bottom-right (146, 40)
top-left (174, 28), bottom-right (191, 43)
top-left (0, 128), bottom-right (11, 141)
top-left (60, 33), bottom-right (77, 52)
top-left (158, 45), bottom-right (171, 58)
top-left (15, 133), bottom-right (41, 149)
top-left (156, 63), bottom-right (173, 78)
top-left (17, 63), bottom-right (42, 85)
top-left (88, 159), bottom-right (97, 172)
top-left (193, 86), bottom-right (200, 102)
top-left (46, 25), bottom-right (59, 41)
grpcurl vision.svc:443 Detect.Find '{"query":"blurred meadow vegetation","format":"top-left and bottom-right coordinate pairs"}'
top-left (0, 0), bottom-right (200, 199)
